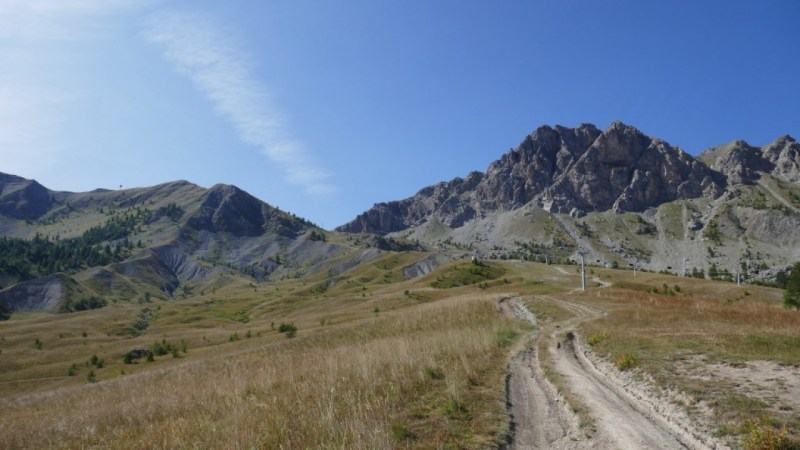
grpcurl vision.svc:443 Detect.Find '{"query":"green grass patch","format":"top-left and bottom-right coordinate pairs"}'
top-left (494, 330), bottom-right (519, 348)
top-left (430, 262), bottom-right (505, 289)
top-left (523, 298), bottom-right (574, 323)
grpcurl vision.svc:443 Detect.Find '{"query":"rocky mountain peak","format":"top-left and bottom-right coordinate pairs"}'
top-left (762, 134), bottom-right (800, 182)
top-left (541, 121), bottom-right (724, 215)
top-left (698, 134), bottom-right (800, 184)
top-left (697, 140), bottom-right (771, 184)
top-left (187, 183), bottom-right (305, 238)
top-left (339, 122), bottom-right (726, 233)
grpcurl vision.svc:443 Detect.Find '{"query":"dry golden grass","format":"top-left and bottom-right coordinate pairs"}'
top-left (2, 260), bottom-right (797, 448)
top-left (0, 289), bottom-right (520, 449)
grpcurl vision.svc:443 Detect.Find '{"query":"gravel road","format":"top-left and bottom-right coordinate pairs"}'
top-left (502, 296), bottom-right (723, 450)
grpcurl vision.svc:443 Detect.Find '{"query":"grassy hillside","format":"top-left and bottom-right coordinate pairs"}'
top-left (0, 259), bottom-right (797, 448)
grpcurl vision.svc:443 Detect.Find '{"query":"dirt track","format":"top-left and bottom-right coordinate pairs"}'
top-left (502, 296), bottom-right (724, 450)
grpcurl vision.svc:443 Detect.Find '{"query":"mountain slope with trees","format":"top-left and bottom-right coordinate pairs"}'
top-left (0, 176), bottom-right (389, 314)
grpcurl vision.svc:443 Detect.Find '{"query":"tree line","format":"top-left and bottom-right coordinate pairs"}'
top-left (0, 210), bottom-right (150, 283)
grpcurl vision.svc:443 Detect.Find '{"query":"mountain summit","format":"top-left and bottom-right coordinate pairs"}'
top-left (338, 122), bottom-right (725, 234)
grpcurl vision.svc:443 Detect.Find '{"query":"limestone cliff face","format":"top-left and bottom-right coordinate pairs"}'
top-left (338, 122), bottom-right (726, 233)
top-left (542, 122), bottom-right (724, 215)
top-left (697, 140), bottom-right (773, 184)
top-left (763, 135), bottom-right (800, 182)
top-left (476, 123), bottom-right (601, 212)
top-left (698, 135), bottom-right (800, 184)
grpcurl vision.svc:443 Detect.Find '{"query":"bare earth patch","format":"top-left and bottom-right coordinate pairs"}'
top-left (673, 355), bottom-right (800, 431)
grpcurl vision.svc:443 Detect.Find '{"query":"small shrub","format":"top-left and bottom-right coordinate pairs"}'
top-left (146, 339), bottom-right (186, 360)
top-left (67, 364), bottom-right (78, 376)
top-left (151, 339), bottom-right (176, 356)
top-left (34, 338), bottom-right (42, 350)
top-left (424, 366), bottom-right (445, 380)
top-left (123, 347), bottom-right (150, 364)
top-left (278, 323), bottom-right (297, 338)
top-left (741, 417), bottom-right (798, 450)
top-left (443, 396), bottom-right (464, 417)
top-left (391, 421), bottom-right (413, 441)
top-left (614, 353), bottom-right (637, 371)
top-left (87, 370), bottom-right (97, 383)
top-left (587, 331), bottom-right (609, 346)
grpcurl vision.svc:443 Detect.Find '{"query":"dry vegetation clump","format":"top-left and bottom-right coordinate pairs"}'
top-left (0, 293), bottom-right (519, 449)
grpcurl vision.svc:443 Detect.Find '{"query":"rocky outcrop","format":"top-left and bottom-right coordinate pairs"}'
top-left (476, 124), bottom-right (601, 211)
top-left (0, 273), bottom-right (72, 312)
top-left (698, 135), bottom-right (800, 184)
top-left (543, 122), bottom-right (724, 214)
top-left (762, 135), bottom-right (800, 182)
top-left (697, 140), bottom-right (774, 184)
top-left (0, 172), bottom-right (53, 220)
top-left (339, 122), bottom-right (726, 234)
top-left (187, 184), bottom-right (305, 238)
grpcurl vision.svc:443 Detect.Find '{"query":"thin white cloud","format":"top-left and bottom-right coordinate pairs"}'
top-left (0, 0), bottom-right (162, 176)
top-left (143, 11), bottom-right (335, 195)
top-left (0, 0), bottom-right (163, 40)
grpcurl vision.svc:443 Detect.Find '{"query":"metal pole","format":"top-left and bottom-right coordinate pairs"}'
top-left (580, 253), bottom-right (586, 292)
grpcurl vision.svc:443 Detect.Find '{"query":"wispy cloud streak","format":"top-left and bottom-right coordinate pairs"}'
top-left (143, 11), bottom-right (334, 195)
top-left (0, 0), bottom-right (162, 174)
top-left (0, 0), bottom-right (162, 40)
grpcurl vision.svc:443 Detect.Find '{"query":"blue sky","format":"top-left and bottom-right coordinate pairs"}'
top-left (1, 1), bottom-right (798, 229)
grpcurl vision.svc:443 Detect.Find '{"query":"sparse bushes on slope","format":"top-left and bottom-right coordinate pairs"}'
top-left (60, 296), bottom-right (107, 313)
top-left (278, 322), bottom-right (297, 338)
